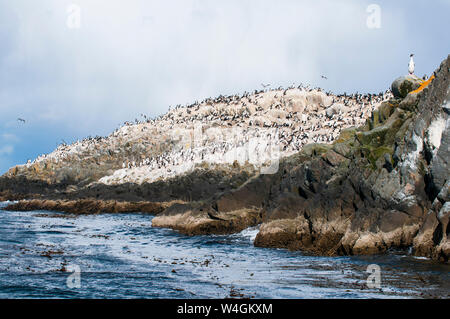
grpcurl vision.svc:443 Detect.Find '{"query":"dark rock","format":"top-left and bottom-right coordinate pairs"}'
top-left (4, 199), bottom-right (169, 215)
top-left (151, 201), bottom-right (262, 235)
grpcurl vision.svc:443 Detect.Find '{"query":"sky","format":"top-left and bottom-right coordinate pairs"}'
top-left (0, 0), bottom-right (449, 174)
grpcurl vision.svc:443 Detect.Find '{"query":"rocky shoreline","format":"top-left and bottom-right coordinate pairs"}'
top-left (152, 202), bottom-right (262, 236)
top-left (4, 199), bottom-right (172, 215)
top-left (1, 55), bottom-right (448, 263)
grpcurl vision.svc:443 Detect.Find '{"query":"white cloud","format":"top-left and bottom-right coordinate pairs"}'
top-left (1, 0), bottom-right (410, 133)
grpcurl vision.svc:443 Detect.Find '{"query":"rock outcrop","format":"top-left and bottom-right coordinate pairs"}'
top-left (245, 56), bottom-right (448, 262)
top-left (5, 199), bottom-right (171, 215)
top-left (152, 202), bottom-right (262, 235)
top-left (157, 56), bottom-right (449, 262)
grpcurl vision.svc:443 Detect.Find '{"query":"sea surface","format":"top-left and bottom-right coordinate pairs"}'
top-left (0, 201), bottom-right (449, 299)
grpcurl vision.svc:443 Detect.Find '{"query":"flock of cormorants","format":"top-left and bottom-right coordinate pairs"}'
top-left (26, 84), bottom-right (392, 184)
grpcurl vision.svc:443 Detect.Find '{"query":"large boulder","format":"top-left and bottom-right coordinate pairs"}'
top-left (391, 74), bottom-right (423, 98)
top-left (151, 201), bottom-right (262, 235)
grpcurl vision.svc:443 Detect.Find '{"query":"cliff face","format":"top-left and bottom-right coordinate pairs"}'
top-left (259, 56), bottom-right (449, 261)
top-left (153, 55), bottom-right (450, 262)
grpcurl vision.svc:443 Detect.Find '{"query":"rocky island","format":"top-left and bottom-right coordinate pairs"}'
top-left (1, 56), bottom-right (448, 263)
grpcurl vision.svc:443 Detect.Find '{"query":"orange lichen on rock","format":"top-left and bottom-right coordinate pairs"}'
top-left (410, 75), bottom-right (435, 94)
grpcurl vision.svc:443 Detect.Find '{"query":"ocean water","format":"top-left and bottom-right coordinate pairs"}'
top-left (0, 201), bottom-right (448, 299)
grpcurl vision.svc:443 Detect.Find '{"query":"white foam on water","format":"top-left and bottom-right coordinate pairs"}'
top-left (0, 201), bottom-right (17, 208)
top-left (412, 256), bottom-right (430, 260)
top-left (237, 225), bottom-right (260, 242)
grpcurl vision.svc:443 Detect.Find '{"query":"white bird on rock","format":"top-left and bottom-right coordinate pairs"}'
top-left (408, 54), bottom-right (415, 75)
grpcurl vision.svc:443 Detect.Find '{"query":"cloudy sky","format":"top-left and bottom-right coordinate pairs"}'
top-left (0, 0), bottom-right (449, 173)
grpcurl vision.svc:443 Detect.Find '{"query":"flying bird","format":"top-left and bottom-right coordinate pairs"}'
top-left (17, 118), bottom-right (26, 123)
top-left (261, 83), bottom-right (271, 89)
top-left (321, 75), bottom-right (328, 80)
top-left (408, 54), bottom-right (415, 75)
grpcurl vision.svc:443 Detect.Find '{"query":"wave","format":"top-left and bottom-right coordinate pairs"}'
top-left (0, 201), bottom-right (17, 208)
top-left (236, 225), bottom-right (260, 242)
